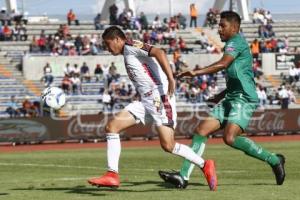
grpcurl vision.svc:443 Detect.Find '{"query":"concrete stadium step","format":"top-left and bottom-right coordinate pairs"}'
top-left (26, 25), bottom-right (98, 30)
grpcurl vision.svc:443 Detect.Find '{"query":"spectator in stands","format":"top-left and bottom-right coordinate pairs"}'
top-left (289, 65), bottom-right (298, 84)
top-left (287, 86), bottom-right (296, 104)
top-left (102, 89), bottom-right (112, 111)
top-left (2, 25), bottom-right (12, 41)
top-left (139, 12), bottom-right (148, 30)
top-left (269, 37), bottom-right (278, 52)
top-left (207, 81), bottom-right (219, 98)
top-left (168, 16), bottom-right (178, 30)
top-left (61, 74), bottom-right (72, 94)
top-left (81, 35), bottom-right (91, 55)
top-left (253, 58), bottom-right (263, 78)
top-left (252, 8), bottom-right (265, 24)
top-left (19, 24), bottom-right (27, 41)
top-left (152, 15), bottom-right (162, 30)
top-left (74, 34), bottom-right (83, 54)
top-left (6, 95), bottom-right (20, 118)
top-left (102, 64), bottom-right (110, 88)
top-left (205, 8), bottom-right (218, 29)
top-left (29, 36), bottom-right (39, 52)
top-left (71, 73), bottom-right (81, 94)
top-left (38, 34), bottom-right (47, 53)
top-left (250, 39), bottom-right (260, 59)
top-left (64, 63), bottom-right (74, 76)
top-left (109, 3), bottom-right (118, 25)
top-left (108, 62), bottom-right (120, 83)
top-left (173, 48), bottom-right (182, 71)
top-left (94, 13), bottom-right (103, 30)
top-left (168, 37), bottom-right (177, 54)
top-left (20, 96), bottom-right (36, 117)
top-left (80, 62), bottom-right (91, 82)
top-left (256, 84), bottom-right (267, 108)
top-left (94, 64), bottom-right (103, 82)
top-left (265, 11), bottom-right (273, 23)
top-left (73, 64), bottom-right (80, 76)
top-left (42, 62), bottom-right (54, 87)
top-left (196, 31), bottom-right (209, 49)
top-left (177, 12), bottom-right (187, 29)
top-left (258, 24), bottom-right (267, 38)
top-left (178, 37), bottom-right (192, 54)
top-left (189, 3), bottom-right (198, 28)
top-left (68, 45), bottom-right (78, 56)
top-left (265, 22), bottom-right (275, 38)
top-left (67, 9), bottom-right (79, 26)
top-left (278, 85), bottom-right (289, 109)
top-left (0, 8), bottom-right (11, 26)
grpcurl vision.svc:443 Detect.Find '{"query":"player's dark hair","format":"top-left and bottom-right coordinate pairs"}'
top-left (102, 26), bottom-right (126, 40)
top-left (220, 11), bottom-right (241, 26)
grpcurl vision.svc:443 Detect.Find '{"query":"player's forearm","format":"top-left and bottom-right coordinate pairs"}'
top-left (194, 62), bottom-right (226, 76)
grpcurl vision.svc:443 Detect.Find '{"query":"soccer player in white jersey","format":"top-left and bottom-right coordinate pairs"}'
top-left (87, 26), bottom-right (217, 190)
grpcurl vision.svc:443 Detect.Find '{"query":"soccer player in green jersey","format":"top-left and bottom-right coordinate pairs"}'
top-left (159, 11), bottom-right (285, 190)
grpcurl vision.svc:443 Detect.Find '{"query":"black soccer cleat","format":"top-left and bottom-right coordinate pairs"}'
top-left (271, 154), bottom-right (286, 185)
top-left (158, 170), bottom-right (188, 189)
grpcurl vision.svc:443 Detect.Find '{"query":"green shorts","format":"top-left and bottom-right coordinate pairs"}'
top-left (209, 96), bottom-right (258, 131)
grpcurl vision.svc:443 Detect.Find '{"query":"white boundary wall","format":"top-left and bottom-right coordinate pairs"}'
top-left (23, 54), bottom-right (222, 80)
top-left (23, 53), bottom-right (290, 80)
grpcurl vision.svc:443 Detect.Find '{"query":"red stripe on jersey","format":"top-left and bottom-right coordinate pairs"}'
top-left (161, 95), bottom-right (174, 125)
top-left (143, 63), bottom-right (160, 85)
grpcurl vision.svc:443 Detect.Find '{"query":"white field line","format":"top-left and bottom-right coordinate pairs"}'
top-left (0, 162), bottom-right (246, 174)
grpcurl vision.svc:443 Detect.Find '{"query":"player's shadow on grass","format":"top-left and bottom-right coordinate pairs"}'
top-left (12, 181), bottom-right (205, 195)
top-left (122, 180), bottom-right (206, 189)
top-left (12, 185), bottom-right (106, 197)
top-left (0, 193), bottom-right (9, 196)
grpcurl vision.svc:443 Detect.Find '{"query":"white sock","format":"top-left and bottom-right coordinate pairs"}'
top-left (172, 143), bottom-right (205, 168)
top-left (106, 133), bottom-right (121, 173)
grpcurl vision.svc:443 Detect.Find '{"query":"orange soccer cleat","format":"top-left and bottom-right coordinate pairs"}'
top-left (202, 160), bottom-right (218, 191)
top-left (88, 171), bottom-right (120, 188)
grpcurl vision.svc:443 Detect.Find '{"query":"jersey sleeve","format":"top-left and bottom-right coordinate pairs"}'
top-left (126, 40), bottom-right (153, 57)
top-left (224, 40), bottom-right (240, 59)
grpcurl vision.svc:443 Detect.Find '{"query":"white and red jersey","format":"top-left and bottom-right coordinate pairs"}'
top-left (123, 40), bottom-right (169, 96)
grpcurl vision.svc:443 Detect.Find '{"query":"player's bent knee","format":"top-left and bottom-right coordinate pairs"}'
top-left (105, 122), bottom-right (119, 133)
top-left (160, 142), bottom-right (174, 153)
top-left (195, 126), bottom-right (208, 136)
top-left (223, 135), bottom-right (235, 146)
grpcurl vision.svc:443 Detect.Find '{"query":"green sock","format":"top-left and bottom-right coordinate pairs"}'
top-left (232, 136), bottom-right (279, 166)
top-left (180, 134), bottom-right (207, 180)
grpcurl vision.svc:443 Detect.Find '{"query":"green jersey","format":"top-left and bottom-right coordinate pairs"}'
top-left (223, 34), bottom-right (258, 102)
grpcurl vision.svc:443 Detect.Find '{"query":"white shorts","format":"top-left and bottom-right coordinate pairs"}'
top-left (125, 90), bottom-right (177, 129)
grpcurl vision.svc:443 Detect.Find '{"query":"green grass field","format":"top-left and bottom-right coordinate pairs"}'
top-left (1, 141), bottom-right (300, 200)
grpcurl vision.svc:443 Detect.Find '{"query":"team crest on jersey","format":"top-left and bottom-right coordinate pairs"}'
top-left (132, 40), bottom-right (152, 52)
top-left (132, 40), bottom-right (144, 49)
top-left (226, 47), bottom-right (235, 52)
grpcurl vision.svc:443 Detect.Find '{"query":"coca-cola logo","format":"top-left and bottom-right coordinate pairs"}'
top-left (248, 111), bottom-right (285, 131)
top-left (176, 120), bottom-right (199, 135)
top-left (67, 117), bottom-right (108, 138)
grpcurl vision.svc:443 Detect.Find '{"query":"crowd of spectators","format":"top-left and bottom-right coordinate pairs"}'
top-left (29, 26), bottom-right (103, 55)
top-left (204, 8), bottom-right (220, 29)
top-left (5, 95), bottom-right (41, 118)
top-left (256, 83), bottom-right (297, 109)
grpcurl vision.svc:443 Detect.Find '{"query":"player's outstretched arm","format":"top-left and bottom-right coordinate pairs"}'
top-left (176, 70), bottom-right (196, 78)
top-left (191, 54), bottom-right (235, 77)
